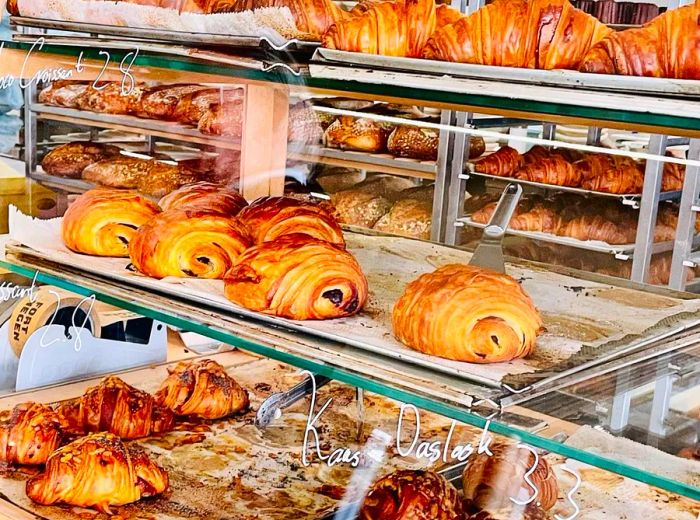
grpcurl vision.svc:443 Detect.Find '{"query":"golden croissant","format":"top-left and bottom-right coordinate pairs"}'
top-left (462, 442), bottom-right (559, 513)
top-left (62, 188), bottom-right (161, 257)
top-left (580, 3), bottom-right (700, 79)
top-left (129, 208), bottom-right (252, 279)
top-left (424, 0), bottom-right (611, 69)
top-left (323, 0), bottom-right (437, 58)
top-left (55, 376), bottom-right (174, 440)
top-left (515, 156), bottom-right (582, 187)
top-left (0, 403), bottom-right (69, 465)
top-left (155, 359), bottom-right (249, 419)
top-left (393, 264), bottom-right (543, 363)
top-left (237, 196), bottom-right (345, 247)
top-left (360, 470), bottom-right (464, 520)
top-left (158, 182), bottom-right (248, 215)
top-left (224, 234), bottom-right (368, 320)
top-left (26, 432), bottom-right (169, 514)
top-left (580, 163), bottom-right (644, 194)
top-left (472, 146), bottom-right (522, 177)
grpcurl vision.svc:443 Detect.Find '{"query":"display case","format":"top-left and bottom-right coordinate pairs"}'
top-left (0, 0), bottom-right (699, 517)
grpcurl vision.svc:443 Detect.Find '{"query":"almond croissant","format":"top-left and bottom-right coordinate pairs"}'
top-left (393, 265), bottom-right (543, 363)
top-left (26, 432), bottom-right (169, 514)
top-left (0, 403), bottom-right (69, 465)
top-left (55, 376), bottom-right (174, 440)
top-left (424, 0), bottom-right (611, 69)
top-left (155, 359), bottom-right (249, 419)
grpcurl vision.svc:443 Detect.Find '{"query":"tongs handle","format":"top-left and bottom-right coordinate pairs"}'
top-left (484, 183), bottom-right (522, 241)
top-left (255, 374), bottom-right (332, 428)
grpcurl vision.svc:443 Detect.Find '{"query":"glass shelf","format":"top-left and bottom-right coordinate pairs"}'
top-left (4, 39), bottom-right (700, 137)
top-left (0, 176), bottom-right (698, 504)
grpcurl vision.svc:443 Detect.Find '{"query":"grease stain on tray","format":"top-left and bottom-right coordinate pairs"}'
top-left (543, 314), bottom-right (614, 342)
top-left (589, 288), bottom-right (679, 309)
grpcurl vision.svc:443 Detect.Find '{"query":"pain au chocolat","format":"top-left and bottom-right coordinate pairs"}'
top-left (128, 207), bottom-right (252, 279)
top-left (158, 182), bottom-right (248, 215)
top-left (393, 264), bottom-right (543, 363)
top-left (61, 188), bottom-right (161, 257)
top-left (224, 234), bottom-right (367, 320)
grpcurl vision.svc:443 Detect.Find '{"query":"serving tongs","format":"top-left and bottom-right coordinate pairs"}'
top-left (469, 183), bottom-right (522, 273)
top-left (255, 373), bottom-right (332, 428)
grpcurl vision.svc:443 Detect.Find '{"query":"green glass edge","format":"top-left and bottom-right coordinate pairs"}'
top-left (6, 40), bottom-right (700, 134)
top-left (1, 259), bottom-right (698, 502)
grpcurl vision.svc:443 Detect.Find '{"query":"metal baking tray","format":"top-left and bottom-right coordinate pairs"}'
top-left (31, 104), bottom-right (242, 151)
top-left (312, 48), bottom-right (700, 99)
top-left (463, 170), bottom-right (683, 207)
top-left (292, 145), bottom-right (437, 178)
top-left (11, 16), bottom-right (319, 53)
top-left (458, 216), bottom-right (637, 257)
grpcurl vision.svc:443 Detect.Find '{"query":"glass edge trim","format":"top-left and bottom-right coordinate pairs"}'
top-left (1, 259), bottom-right (698, 502)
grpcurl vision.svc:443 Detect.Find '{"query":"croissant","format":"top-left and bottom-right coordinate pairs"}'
top-left (128, 208), bottom-right (252, 279)
top-left (424, 0), bottom-right (611, 69)
top-left (462, 442), bottom-right (559, 512)
top-left (393, 264), bottom-right (543, 363)
top-left (556, 214), bottom-right (637, 244)
top-left (224, 234), bottom-right (368, 320)
top-left (158, 182), bottom-right (248, 215)
top-left (580, 163), bottom-right (644, 194)
top-left (62, 189), bottom-right (161, 257)
top-left (662, 161), bottom-right (685, 192)
top-left (26, 432), bottom-right (169, 514)
top-left (55, 376), bottom-right (174, 440)
top-left (360, 470), bottom-right (464, 520)
top-left (471, 146), bottom-right (522, 177)
top-left (323, 0), bottom-right (437, 58)
top-left (0, 403), bottom-right (68, 465)
top-left (580, 3), bottom-right (700, 79)
top-left (237, 196), bottom-right (345, 247)
top-left (516, 156), bottom-right (582, 187)
top-left (471, 198), bottom-right (557, 233)
top-left (155, 359), bottom-right (249, 419)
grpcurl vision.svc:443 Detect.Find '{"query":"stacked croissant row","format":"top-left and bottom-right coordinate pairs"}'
top-left (0, 359), bottom-right (248, 513)
top-left (323, 0), bottom-right (700, 80)
top-left (61, 185), bottom-right (369, 320)
top-left (471, 145), bottom-right (686, 194)
top-left (470, 192), bottom-right (692, 245)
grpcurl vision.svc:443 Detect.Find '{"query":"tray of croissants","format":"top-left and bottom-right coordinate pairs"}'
top-left (0, 353), bottom-right (696, 520)
top-left (6, 180), bottom-right (700, 392)
top-left (316, 0), bottom-right (700, 93)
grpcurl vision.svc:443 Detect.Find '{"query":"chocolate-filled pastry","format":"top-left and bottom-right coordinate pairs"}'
top-left (173, 88), bottom-right (244, 126)
top-left (360, 470), bottom-right (464, 520)
top-left (26, 432), bottom-right (169, 514)
top-left (62, 189), bottom-right (161, 257)
top-left (155, 359), bottom-right (249, 419)
top-left (393, 264), bottom-right (543, 363)
top-left (472, 146), bottom-right (522, 177)
top-left (159, 182), bottom-right (247, 214)
top-left (41, 142), bottom-right (122, 178)
top-left (224, 234), bottom-right (368, 320)
top-left (129, 208), bottom-right (252, 279)
top-left (136, 84), bottom-right (210, 120)
top-left (38, 81), bottom-right (89, 108)
top-left (74, 82), bottom-right (144, 114)
top-left (198, 101), bottom-right (244, 137)
top-left (55, 376), bottom-right (174, 440)
top-left (0, 403), bottom-right (68, 465)
top-left (237, 196), bottom-right (345, 247)
top-left (324, 116), bottom-right (394, 153)
top-left (462, 442), bottom-right (559, 512)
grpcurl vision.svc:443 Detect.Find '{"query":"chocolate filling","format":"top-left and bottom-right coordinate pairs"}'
top-left (322, 289), bottom-right (344, 305)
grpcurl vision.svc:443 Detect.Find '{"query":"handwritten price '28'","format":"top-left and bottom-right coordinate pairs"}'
top-left (0, 38), bottom-right (140, 96)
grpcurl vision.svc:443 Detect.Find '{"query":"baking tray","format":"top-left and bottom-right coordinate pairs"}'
top-left (11, 16), bottom-right (319, 53)
top-left (312, 48), bottom-right (700, 99)
top-left (463, 171), bottom-right (683, 207)
top-left (8, 211), bottom-right (700, 396)
top-left (31, 104), bottom-right (242, 151)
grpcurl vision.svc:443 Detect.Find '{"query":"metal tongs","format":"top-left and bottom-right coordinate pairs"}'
top-left (469, 183), bottom-right (523, 273)
top-left (255, 374), bottom-right (332, 428)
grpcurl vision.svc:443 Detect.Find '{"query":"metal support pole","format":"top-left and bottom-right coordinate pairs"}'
top-left (542, 123), bottom-right (556, 141)
top-left (630, 134), bottom-right (668, 283)
top-left (648, 361), bottom-right (674, 437)
top-left (669, 139), bottom-right (700, 290)
top-left (431, 110), bottom-right (456, 243)
top-left (444, 112), bottom-right (470, 246)
top-left (23, 83), bottom-right (37, 177)
top-left (609, 368), bottom-right (632, 433)
top-left (586, 127), bottom-right (602, 146)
